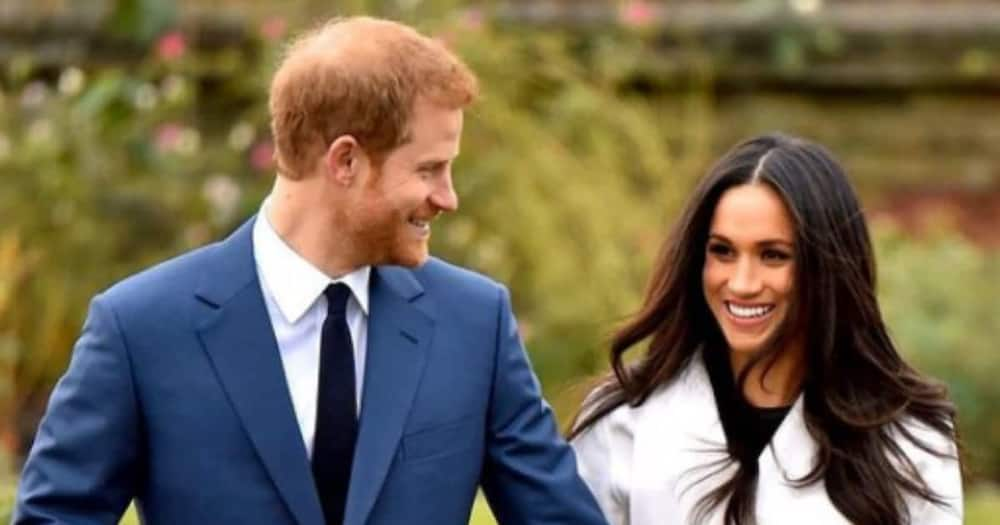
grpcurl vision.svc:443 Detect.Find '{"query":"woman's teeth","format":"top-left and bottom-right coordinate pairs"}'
top-left (726, 302), bottom-right (774, 319)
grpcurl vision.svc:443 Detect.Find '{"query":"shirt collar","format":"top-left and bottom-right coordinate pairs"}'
top-left (253, 200), bottom-right (371, 324)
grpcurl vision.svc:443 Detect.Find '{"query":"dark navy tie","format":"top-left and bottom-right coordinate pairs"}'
top-left (312, 283), bottom-right (357, 525)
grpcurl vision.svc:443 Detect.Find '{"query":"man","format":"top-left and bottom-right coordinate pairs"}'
top-left (14, 16), bottom-right (607, 525)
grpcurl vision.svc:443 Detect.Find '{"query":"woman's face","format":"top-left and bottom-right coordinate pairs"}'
top-left (702, 183), bottom-right (797, 356)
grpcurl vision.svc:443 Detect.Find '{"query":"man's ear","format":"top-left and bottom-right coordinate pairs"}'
top-left (324, 135), bottom-right (368, 186)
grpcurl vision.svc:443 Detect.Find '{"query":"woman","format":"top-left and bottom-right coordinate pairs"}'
top-left (570, 133), bottom-right (962, 525)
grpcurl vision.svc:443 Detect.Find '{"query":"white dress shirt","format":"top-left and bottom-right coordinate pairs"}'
top-left (571, 354), bottom-right (963, 525)
top-left (252, 204), bottom-right (370, 457)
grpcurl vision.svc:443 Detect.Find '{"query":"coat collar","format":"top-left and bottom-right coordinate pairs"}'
top-left (764, 395), bottom-right (816, 482)
top-left (253, 207), bottom-right (371, 323)
top-left (657, 353), bottom-right (815, 480)
top-left (630, 353), bottom-right (832, 524)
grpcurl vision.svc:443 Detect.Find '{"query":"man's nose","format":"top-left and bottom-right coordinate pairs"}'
top-left (430, 172), bottom-right (458, 212)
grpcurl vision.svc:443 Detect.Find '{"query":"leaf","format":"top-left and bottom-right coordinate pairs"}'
top-left (104, 0), bottom-right (178, 44)
top-left (74, 72), bottom-right (125, 118)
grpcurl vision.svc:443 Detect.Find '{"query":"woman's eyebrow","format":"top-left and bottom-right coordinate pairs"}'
top-left (707, 233), bottom-right (793, 247)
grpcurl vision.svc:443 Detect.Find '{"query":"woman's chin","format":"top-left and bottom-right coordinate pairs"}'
top-left (723, 334), bottom-right (769, 355)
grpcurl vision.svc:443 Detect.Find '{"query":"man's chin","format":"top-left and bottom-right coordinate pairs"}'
top-left (389, 247), bottom-right (430, 268)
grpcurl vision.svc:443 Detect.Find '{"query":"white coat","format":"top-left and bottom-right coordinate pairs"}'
top-left (571, 355), bottom-right (963, 525)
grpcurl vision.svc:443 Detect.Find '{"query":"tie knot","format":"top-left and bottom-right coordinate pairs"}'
top-left (323, 282), bottom-right (352, 315)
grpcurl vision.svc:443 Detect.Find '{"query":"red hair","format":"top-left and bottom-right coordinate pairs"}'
top-left (268, 17), bottom-right (479, 178)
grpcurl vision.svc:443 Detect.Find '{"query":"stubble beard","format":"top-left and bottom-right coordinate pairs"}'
top-left (346, 192), bottom-right (429, 268)
top-left (347, 166), bottom-right (430, 268)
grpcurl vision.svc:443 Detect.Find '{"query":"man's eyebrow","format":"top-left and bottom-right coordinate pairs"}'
top-left (416, 159), bottom-right (450, 169)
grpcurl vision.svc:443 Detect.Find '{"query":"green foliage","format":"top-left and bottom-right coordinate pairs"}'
top-left (874, 220), bottom-right (1000, 482)
top-left (0, 13), bottom-right (279, 450)
top-left (0, 11), bottom-right (716, 456)
top-left (0, 3), bottom-right (998, 494)
top-left (105, 0), bottom-right (177, 43)
top-left (433, 23), bottom-right (712, 392)
top-left (966, 484), bottom-right (1000, 525)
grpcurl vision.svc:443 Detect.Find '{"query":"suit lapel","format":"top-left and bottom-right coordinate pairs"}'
top-left (344, 265), bottom-right (432, 525)
top-left (194, 218), bottom-right (325, 525)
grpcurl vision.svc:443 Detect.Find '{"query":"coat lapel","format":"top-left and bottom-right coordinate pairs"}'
top-left (762, 395), bottom-right (814, 482)
top-left (643, 354), bottom-right (824, 523)
top-left (671, 355), bottom-right (732, 487)
top-left (682, 353), bottom-right (816, 478)
top-left (194, 218), bottom-right (325, 525)
top-left (344, 265), bottom-right (433, 525)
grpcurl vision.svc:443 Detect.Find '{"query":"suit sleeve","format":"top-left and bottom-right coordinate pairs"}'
top-left (13, 295), bottom-right (141, 525)
top-left (479, 285), bottom-right (608, 525)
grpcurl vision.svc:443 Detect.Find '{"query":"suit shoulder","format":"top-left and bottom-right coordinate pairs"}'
top-left (414, 256), bottom-right (505, 297)
top-left (99, 241), bottom-right (222, 310)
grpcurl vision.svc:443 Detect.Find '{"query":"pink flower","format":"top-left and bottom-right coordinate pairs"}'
top-left (156, 31), bottom-right (187, 61)
top-left (250, 140), bottom-right (276, 171)
top-left (459, 8), bottom-right (484, 31)
top-left (154, 123), bottom-right (184, 153)
top-left (620, 1), bottom-right (656, 28)
top-left (259, 16), bottom-right (288, 42)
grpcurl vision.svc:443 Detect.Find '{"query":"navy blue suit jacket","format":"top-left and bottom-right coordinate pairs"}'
top-left (14, 218), bottom-right (607, 525)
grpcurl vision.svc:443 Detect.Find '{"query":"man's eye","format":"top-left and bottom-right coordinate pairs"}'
top-left (419, 164), bottom-right (444, 178)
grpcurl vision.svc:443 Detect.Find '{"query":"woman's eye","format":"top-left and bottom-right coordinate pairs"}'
top-left (762, 249), bottom-right (791, 262)
top-left (707, 243), bottom-right (732, 257)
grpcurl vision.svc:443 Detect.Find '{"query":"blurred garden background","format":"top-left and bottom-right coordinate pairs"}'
top-left (0, 0), bottom-right (998, 523)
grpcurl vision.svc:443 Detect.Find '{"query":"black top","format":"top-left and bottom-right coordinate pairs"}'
top-left (703, 348), bottom-right (792, 465)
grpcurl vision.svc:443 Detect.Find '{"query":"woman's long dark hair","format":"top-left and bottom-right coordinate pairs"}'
top-left (570, 133), bottom-right (959, 525)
